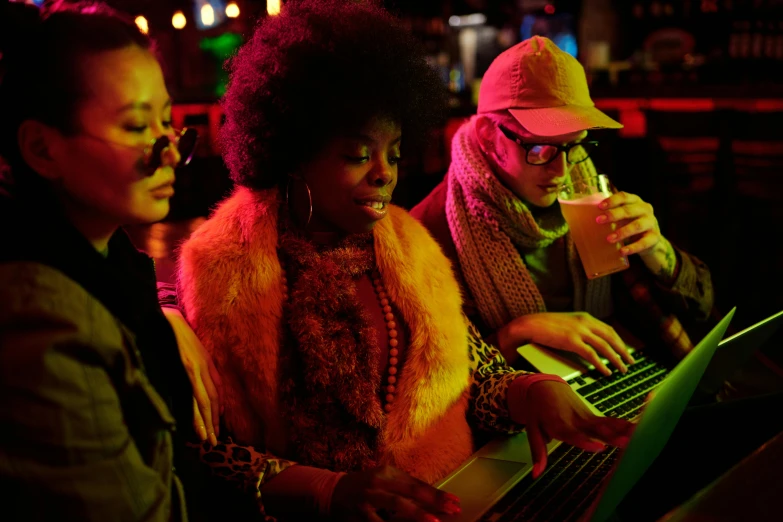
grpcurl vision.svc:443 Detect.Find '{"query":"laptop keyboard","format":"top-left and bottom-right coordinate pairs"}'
top-left (573, 355), bottom-right (668, 418)
top-left (479, 356), bottom-right (669, 522)
top-left (480, 444), bottom-right (621, 522)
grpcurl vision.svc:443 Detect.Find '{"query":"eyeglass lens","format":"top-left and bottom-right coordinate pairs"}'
top-left (527, 142), bottom-right (596, 165)
top-left (147, 128), bottom-right (199, 171)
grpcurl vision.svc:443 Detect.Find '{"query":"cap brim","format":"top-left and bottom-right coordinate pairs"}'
top-left (508, 105), bottom-right (623, 137)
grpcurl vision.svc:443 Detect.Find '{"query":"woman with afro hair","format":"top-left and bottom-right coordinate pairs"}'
top-left (161, 1), bottom-right (633, 520)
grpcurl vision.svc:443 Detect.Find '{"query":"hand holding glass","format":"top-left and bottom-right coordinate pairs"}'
top-left (558, 174), bottom-right (629, 279)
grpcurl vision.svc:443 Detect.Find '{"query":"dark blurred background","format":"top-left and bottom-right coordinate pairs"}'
top-left (16, 0), bottom-right (783, 338)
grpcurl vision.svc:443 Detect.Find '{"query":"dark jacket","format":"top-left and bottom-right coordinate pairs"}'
top-left (0, 195), bottom-right (191, 521)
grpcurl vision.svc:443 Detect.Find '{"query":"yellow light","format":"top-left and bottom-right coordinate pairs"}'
top-left (172, 11), bottom-right (187, 30)
top-left (201, 4), bottom-right (215, 26)
top-left (226, 2), bottom-right (240, 18)
top-left (134, 15), bottom-right (149, 34)
top-left (267, 0), bottom-right (280, 16)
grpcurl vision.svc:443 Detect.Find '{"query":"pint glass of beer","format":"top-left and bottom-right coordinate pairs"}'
top-left (557, 174), bottom-right (629, 279)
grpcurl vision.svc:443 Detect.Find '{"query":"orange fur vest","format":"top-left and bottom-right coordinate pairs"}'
top-left (177, 188), bottom-right (474, 483)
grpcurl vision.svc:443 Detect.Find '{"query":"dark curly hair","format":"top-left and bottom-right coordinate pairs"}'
top-left (221, 0), bottom-right (447, 190)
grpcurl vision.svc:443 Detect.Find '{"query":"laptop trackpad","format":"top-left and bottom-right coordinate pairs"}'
top-left (440, 457), bottom-right (527, 501)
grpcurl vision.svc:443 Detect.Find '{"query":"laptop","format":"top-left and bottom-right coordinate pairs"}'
top-left (694, 309), bottom-right (783, 401)
top-left (436, 308), bottom-right (736, 522)
top-left (518, 309), bottom-right (783, 410)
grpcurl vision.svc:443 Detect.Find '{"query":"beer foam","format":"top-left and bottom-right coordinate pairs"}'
top-left (558, 192), bottom-right (609, 206)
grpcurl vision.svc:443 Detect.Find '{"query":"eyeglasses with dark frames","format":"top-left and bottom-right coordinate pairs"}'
top-left (498, 125), bottom-right (598, 166)
top-left (80, 127), bottom-right (199, 176)
top-left (144, 127), bottom-right (199, 172)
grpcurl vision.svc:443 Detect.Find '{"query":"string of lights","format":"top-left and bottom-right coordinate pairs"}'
top-left (131, 0), bottom-right (280, 34)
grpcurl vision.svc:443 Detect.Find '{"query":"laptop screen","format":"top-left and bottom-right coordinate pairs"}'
top-left (588, 308), bottom-right (736, 522)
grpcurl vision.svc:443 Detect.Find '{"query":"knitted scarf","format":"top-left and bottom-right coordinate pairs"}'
top-left (446, 117), bottom-right (613, 332)
top-left (276, 220), bottom-right (385, 472)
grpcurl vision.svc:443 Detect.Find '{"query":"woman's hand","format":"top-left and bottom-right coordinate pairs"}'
top-left (597, 191), bottom-right (679, 284)
top-left (331, 466), bottom-right (461, 522)
top-left (597, 191), bottom-right (663, 257)
top-left (514, 380), bottom-right (635, 478)
top-left (162, 307), bottom-right (222, 445)
top-left (499, 312), bottom-right (634, 376)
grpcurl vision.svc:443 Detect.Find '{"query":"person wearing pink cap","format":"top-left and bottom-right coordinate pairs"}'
top-left (411, 36), bottom-right (715, 373)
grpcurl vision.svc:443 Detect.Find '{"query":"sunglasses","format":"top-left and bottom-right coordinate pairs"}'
top-left (143, 127), bottom-right (199, 173)
top-left (79, 127), bottom-right (199, 175)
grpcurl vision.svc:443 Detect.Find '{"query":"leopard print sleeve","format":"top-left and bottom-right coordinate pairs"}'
top-left (156, 281), bottom-right (181, 311)
top-left (191, 437), bottom-right (296, 521)
top-left (466, 319), bottom-right (532, 434)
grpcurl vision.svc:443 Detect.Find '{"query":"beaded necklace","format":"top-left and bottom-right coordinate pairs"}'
top-left (370, 269), bottom-right (399, 412)
top-left (279, 260), bottom-right (401, 411)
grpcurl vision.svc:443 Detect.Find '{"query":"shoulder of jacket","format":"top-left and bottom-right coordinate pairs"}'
top-left (0, 262), bottom-right (126, 347)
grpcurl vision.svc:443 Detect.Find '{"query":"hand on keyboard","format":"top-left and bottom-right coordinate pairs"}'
top-left (513, 380), bottom-right (635, 478)
top-left (498, 312), bottom-right (635, 375)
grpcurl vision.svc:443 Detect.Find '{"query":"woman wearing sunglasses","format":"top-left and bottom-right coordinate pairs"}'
top-left (0, 2), bottom-right (199, 520)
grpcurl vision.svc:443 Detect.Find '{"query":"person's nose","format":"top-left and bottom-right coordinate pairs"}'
top-left (160, 138), bottom-right (182, 169)
top-left (547, 150), bottom-right (570, 178)
top-left (152, 124), bottom-right (181, 169)
top-left (369, 157), bottom-right (395, 188)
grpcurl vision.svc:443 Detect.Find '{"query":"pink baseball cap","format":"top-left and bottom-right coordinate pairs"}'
top-left (477, 36), bottom-right (622, 137)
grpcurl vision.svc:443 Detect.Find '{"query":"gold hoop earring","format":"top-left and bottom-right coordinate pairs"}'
top-left (285, 175), bottom-right (312, 229)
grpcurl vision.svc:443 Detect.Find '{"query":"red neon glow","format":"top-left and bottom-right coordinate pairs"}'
top-left (544, 4), bottom-right (556, 15)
